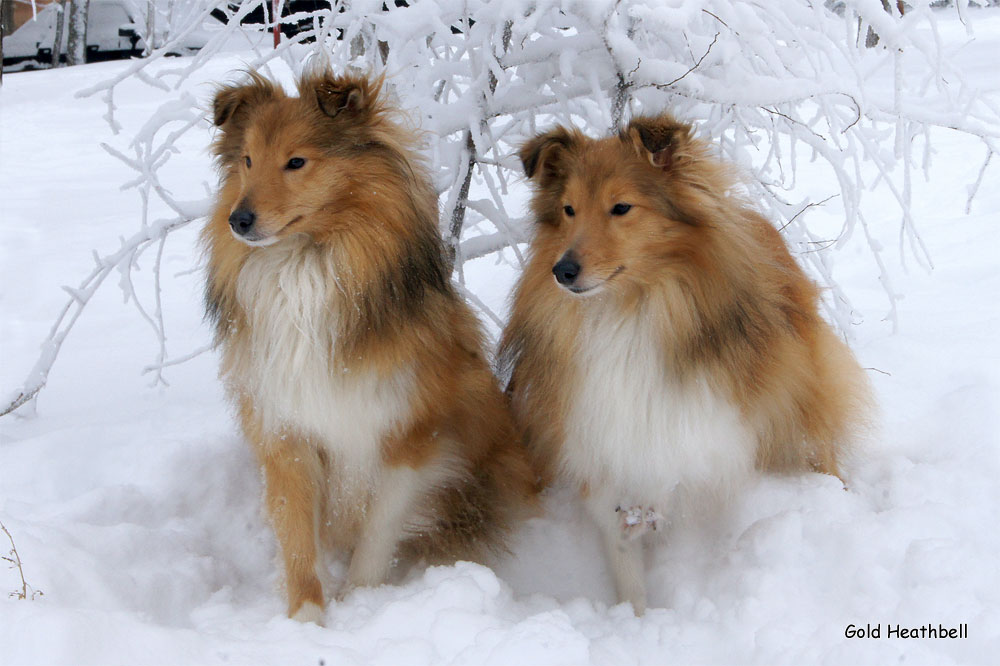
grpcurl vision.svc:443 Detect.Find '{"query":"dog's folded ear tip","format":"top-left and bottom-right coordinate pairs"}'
top-left (211, 75), bottom-right (279, 128)
top-left (212, 88), bottom-right (240, 128)
top-left (627, 115), bottom-right (691, 170)
top-left (316, 84), bottom-right (366, 118)
top-left (343, 87), bottom-right (365, 112)
top-left (519, 127), bottom-right (576, 180)
top-left (311, 73), bottom-right (380, 118)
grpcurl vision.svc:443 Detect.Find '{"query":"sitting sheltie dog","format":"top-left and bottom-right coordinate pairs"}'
top-left (203, 69), bottom-right (536, 623)
top-left (499, 115), bottom-right (871, 614)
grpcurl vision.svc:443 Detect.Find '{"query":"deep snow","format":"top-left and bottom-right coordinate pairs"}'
top-left (2, 10), bottom-right (999, 666)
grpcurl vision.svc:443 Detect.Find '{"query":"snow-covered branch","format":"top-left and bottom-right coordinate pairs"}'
top-left (3, 0), bottom-right (998, 417)
top-left (0, 213), bottom-right (198, 418)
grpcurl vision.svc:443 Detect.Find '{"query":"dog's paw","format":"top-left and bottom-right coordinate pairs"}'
top-left (615, 505), bottom-right (663, 540)
top-left (335, 580), bottom-right (357, 602)
top-left (290, 600), bottom-right (324, 625)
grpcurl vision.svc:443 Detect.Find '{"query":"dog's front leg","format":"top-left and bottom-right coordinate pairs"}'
top-left (583, 488), bottom-right (648, 615)
top-left (258, 437), bottom-right (325, 624)
top-left (341, 463), bottom-right (428, 595)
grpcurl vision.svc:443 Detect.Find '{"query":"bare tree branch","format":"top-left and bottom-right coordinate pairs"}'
top-left (1, 520), bottom-right (42, 601)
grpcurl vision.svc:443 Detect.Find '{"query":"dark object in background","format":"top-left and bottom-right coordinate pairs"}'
top-left (210, 1), bottom-right (334, 40)
top-left (208, 1), bottom-right (464, 42)
top-left (3, 0), bottom-right (460, 71)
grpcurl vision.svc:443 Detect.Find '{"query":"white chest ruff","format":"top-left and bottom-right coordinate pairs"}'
top-left (228, 238), bottom-right (414, 474)
top-left (561, 312), bottom-right (756, 504)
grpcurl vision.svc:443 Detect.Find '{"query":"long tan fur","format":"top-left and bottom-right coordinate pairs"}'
top-left (204, 69), bottom-right (536, 622)
top-left (499, 115), bottom-right (871, 614)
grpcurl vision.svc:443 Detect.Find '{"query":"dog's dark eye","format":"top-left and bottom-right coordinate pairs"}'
top-left (244, 156), bottom-right (251, 168)
top-left (563, 205), bottom-right (575, 217)
top-left (611, 203), bottom-right (632, 216)
top-left (286, 157), bottom-right (306, 170)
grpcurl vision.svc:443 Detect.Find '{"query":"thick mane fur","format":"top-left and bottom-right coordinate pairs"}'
top-left (203, 70), bottom-right (449, 361)
top-left (501, 112), bottom-right (871, 481)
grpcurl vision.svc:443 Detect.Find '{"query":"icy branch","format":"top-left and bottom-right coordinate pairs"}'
top-left (4, 0), bottom-right (998, 416)
top-left (1, 215), bottom-right (197, 417)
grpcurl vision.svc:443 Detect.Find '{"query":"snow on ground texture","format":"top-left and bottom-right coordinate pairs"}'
top-left (2, 13), bottom-right (1000, 666)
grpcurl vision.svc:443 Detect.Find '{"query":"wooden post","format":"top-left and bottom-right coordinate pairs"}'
top-left (272, 0), bottom-right (279, 48)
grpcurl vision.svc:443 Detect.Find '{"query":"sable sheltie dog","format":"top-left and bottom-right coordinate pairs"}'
top-left (499, 115), bottom-right (871, 614)
top-left (203, 69), bottom-right (536, 623)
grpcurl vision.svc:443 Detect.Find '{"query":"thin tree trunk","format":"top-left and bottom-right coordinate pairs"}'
top-left (0, 0), bottom-right (11, 36)
top-left (145, 0), bottom-right (155, 56)
top-left (66, 0), bottom-right (90, 66)
top-left (0, 0), bottom-right (10, 85)
top-left (165, 0), bottom-right (176, 48)
top-left (51, 0), bottom-right (68, 67)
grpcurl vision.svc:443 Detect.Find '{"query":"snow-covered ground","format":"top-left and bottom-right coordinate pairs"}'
top-left (2, 10), bottom-right (999, 666)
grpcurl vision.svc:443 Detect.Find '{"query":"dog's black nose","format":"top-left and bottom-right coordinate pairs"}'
top-left (229, 208), bottom-right (256, 235)
top-left (553, 257), bottom-right (581, 286)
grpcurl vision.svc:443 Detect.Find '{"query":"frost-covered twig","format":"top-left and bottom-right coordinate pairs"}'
top-left (966, 146), bottom-right (995, 214)
top-left (0, 214), bottom-right (198, 417)
top-left (1, 520), bottom-right (42, 601)
top-left (0, 85), bottom-right (211, 415)
top-left (142, 342), bottom-right (214, 378)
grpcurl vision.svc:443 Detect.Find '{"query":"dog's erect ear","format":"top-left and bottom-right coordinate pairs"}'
top-left (519, 127), bottom-right (576, 183)
top-left (212, 74), bottom-right (278, 128)
top-left (627, 116), bottom-right (693, 171)
top-left (315, 82), bottom-right (366, 117)
top-left (297, 69), bottom-right (381, 118)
